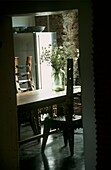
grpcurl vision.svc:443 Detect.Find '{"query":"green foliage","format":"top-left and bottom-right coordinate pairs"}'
top-left (40, 42), bottom-right (79, 74)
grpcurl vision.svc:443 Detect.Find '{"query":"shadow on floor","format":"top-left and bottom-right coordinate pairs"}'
top-left (19, 125), bottom-right (85, 170)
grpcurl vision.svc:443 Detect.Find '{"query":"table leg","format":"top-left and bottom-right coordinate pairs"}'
top-left (30, 109), bottom-right (41, 142)
top-left (41, 117), bottom-right (50, 153)
top-left (68, 127), bottom-right (74, 156)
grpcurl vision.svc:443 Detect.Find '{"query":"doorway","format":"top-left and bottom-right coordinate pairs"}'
top-left (12, 9), bottom-right (85, 169)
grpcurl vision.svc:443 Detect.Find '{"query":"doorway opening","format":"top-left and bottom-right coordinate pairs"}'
top-left (12, 9), bottom-right (85, 170)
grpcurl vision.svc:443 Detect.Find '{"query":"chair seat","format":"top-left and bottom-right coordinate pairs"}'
top-left (52, 115), bottom-right (82, 121)
top-left (45, 115), bottom-right (82, 131)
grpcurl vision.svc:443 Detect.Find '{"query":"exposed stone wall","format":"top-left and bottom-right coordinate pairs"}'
top-left (35, 14), bottom-right (63, 46)
top-left (49, 14), bottom-right (63, 46)
top-left (62, 10), bottom-right (80, 85)
top-left (62, 10), bottom-right (79, 49)
top-left (35, 16), bottom-right (47, 31)
top-left (35, 11), bottom-right (79, 48)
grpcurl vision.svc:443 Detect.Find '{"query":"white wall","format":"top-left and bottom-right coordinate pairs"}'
top-left (12, 16), bottom-right (35, 27)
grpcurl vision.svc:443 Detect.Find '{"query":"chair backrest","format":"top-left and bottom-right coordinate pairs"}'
top-left (15, 56), bottom-right (34, 93)
top-left (65, 59), bottom-right (74, 121)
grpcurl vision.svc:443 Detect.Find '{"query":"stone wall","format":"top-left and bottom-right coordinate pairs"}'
top-left (62, 10), bottom-right (79, 49)
top-left (35, 10), bottom-right (79, 47)
top-left (35, 14), bottom-right (63, 46)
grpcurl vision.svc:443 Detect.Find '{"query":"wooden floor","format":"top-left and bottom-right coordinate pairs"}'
top-left (19, 123), bottom-right (85, 170)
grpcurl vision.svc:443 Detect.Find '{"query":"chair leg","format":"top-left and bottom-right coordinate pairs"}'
top-left (62, 128), bottom-right (68, 147)
top-left (63, 126), bottom-right (74, 156)
top-left (41, 117), bottom-right (50, 153)
top-left (68, 128), bottom-right (74, 156)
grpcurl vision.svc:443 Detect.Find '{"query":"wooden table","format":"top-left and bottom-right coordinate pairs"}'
top-left (17, 86), bottom-right (81, 145)
top-left (17, 86), bottom-right (81, 110)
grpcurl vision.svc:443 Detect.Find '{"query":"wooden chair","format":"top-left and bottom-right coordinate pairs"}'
top-left (15, 56), bottom-right (34, 93)
top-left (41, 59), bottom-right (82, 156)
top-left (15, 56), bottom-right (40, 140)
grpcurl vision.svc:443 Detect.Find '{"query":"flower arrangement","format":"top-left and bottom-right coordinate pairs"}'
top-left (40, 42), bottom-right (79, 73)
top-left (41, 44), bottom-right (65, 73)
top-left (40, 42), bottom-right (79, 90)
top-left (40, 42), bottom-right (79, 81)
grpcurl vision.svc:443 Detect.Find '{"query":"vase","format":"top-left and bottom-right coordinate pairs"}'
top-left (52, 67), bottom-right (65, 92)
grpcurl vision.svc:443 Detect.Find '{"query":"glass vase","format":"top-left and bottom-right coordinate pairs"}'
top-left (52, 67), bottom-right (65, 92)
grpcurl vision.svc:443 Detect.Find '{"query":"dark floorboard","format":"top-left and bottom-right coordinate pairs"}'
top-left (19, 124), bottom-right (85, 170)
